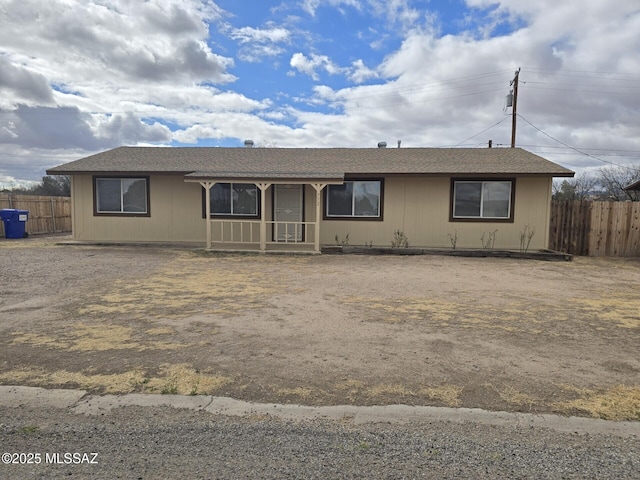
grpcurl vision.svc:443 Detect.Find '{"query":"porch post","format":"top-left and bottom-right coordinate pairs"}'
top-left (200, 181), bottom-right (215, 249)
top-left (256, 183), bottom-right (271, 252)
top-left (311, 183), bottom-right (327, 253)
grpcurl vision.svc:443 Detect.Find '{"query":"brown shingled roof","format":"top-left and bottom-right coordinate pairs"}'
top-left (47, 146), bottom-right (574, 177)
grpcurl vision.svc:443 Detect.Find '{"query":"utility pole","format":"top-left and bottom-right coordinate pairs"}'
top-left (510, 68), bottom-right (520, 148)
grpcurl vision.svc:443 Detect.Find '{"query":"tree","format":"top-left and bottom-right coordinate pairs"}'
top-left (596, 165), bottom-right (640, 201)
top-left (552, 172), bottom-right (597, 201)
top-left (9, 176), bottom-right (70, 197)
top-left (33, 176), bottom-right (71, 196)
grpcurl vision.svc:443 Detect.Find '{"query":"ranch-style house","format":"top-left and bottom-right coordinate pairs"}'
top-left (47, 146), bottom-right (574, 252)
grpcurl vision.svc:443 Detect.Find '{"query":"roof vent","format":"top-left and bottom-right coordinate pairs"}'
top-left (244, 139), bottom-right (254, 148)
top-left (377, 141), bottom-right (387, 148)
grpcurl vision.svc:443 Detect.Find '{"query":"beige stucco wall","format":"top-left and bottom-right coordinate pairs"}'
top-left (319, 176), bottom-right (552, 250)
top-left (71, 174), bottom-right (552, 249)
top-left (71, 174), bottom-right (205, 242)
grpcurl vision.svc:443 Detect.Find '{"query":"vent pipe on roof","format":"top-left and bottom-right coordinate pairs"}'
top-left (378, 141), bottom-right (387, 148)
top-left (244, 139), bottom-right (254, 148)
top-left (397, 140), bottom-right (401, 148)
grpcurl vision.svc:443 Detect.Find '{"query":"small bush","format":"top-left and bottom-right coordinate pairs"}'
top-left (447, 231), bottom-right (459, 250)
top-left (481, 230), bottom-right (498, 249)
top-left (391, 230), bottom-right (409, 248)
top-left (520, 225), bottom-right (536, 252)
top-left (335, 234), bottom-right (349, 246)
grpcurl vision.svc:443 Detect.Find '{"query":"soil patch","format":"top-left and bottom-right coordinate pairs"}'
top-left (1, 236), bottom-right (639, 420)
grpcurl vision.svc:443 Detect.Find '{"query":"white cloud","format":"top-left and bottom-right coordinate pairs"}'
top-left (290, 53), bottom-right (345, 80)
top-left (238, 44), bottom-right (287, 63)
top-left (301, 0), bottom-right (362, 16)
top-left (0, 57), bottom-right (55, 106)
top-left (367, 0), bottom-right (421, 31)
top-left (0, 106), bottom-right (172, 150)
top-left (0, 0), bottom-right (235, 85)
top-left (231, 26), bottom-right (291, 44)
top-left (348, 60), bottom-right (379, 84)
top-left (172, 125), bottom-right (223, 144)
top-left (230, 24), bottom-right (292, 62)
top-left (1, 0), bottom-right (639, 182)
top-left (93, 113), bottom-right (172, 145)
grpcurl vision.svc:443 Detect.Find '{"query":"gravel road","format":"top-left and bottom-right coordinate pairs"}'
top-left (1, 404), bottom-right (638, 479)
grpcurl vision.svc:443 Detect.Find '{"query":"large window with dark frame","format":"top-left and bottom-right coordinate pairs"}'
top-left (210, 183), bottom-right (259, 217)
top-left (95, 177), bottom-right (148, 215)
top-left (326, 180), bottom-right (382, 218)
top-left (452, 180), bottom-right (513, 220)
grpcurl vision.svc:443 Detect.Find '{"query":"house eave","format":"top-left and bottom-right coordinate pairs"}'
top-left (623, 179), bottom-right (640, 191)
top-left (48, 170), bottom-right (575, 179)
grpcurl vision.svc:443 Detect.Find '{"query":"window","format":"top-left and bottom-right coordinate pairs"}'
top-left (95, 177), bottom-right (148, 215)
top-left (326, 180), bottom-right (382, 219)
top-left (210, 183), bottom-right (259, 217)
top-left (451, 179), bottom-right (514, 221)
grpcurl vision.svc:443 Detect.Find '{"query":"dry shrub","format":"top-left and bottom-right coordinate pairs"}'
top-left (420, 385), bottom-right (463, 407)
top-left (144, 364), bottom-right (232, 395)
top-left (555, 385), bottom-right (640, 421)
top-left (276, 387), bottom-right (315, 400)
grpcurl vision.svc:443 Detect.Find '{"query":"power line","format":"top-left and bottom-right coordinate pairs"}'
top-left (452, 116), bottom-right (511, 147)
top-left (517, 114), bottom-right (639, 170)
top-left (523, 68), bottom-right (639, 80)
top-left (332, 70), bottom-right (514, 100)
top-left (517, 144), bottom-right (640, 156)
top-left (525, 81), bottom-right (639, 90)
top-left (518, 68), bottom-right (639, 100)
top-left (522, 85), bottom-right (637, 97)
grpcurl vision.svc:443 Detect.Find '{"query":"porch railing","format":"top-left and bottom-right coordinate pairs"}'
top-left (210, 220), bottom-right (316, 247)
top-left (211, 220), bottom-right (260, 244)
top-left (268, 221), bottom-right (315, 245)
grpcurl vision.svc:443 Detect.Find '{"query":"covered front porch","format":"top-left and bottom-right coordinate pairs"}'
top-left (185, 172), bottom-right (344, 253)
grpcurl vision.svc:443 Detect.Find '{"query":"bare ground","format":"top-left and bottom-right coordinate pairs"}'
top-left (1, 235), bottom-right (639, 420)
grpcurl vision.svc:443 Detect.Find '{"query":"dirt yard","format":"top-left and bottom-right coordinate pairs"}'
top-left (1, 236), bottom-right (639, 421)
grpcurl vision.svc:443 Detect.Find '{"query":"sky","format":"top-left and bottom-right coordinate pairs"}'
top-left (0, 0), bottom-right (639, 187)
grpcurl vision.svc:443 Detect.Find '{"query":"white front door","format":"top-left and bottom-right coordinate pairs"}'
top-left (274, 185), bottom-right (303, 241)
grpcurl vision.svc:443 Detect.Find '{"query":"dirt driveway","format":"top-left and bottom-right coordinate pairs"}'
top-left (1, 236), bottom-right (639, 421)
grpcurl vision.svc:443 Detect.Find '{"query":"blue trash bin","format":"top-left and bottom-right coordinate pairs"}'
top-left (0, 209), bottom-right (29, 239)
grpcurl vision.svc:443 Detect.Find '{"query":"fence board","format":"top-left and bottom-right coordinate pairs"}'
top-left (0, 193), bottom-right (71, 237)
top-left (589, 202), bottom-right (603, 256)
top-left (551, 200), bottom-right (640, 257)
top-left (549, 200), bottom-right (591, 255)
top-left (629, 203), bottom-right (640, 256)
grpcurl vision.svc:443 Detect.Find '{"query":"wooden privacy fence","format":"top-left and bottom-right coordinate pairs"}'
top-left (0, 193), bottom-right (71, 237)
top-left (549, 200), bottom-right (640, 256)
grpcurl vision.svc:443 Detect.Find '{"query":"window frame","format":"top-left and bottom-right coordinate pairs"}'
top-left (93, 176), bottom-right (150, 217)
top-left (323, 178), bottom-right (384, 221)
top-left (201, 182), bottom-right (261, 219)
top-left (450, 178), bottom-right (515, 223)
